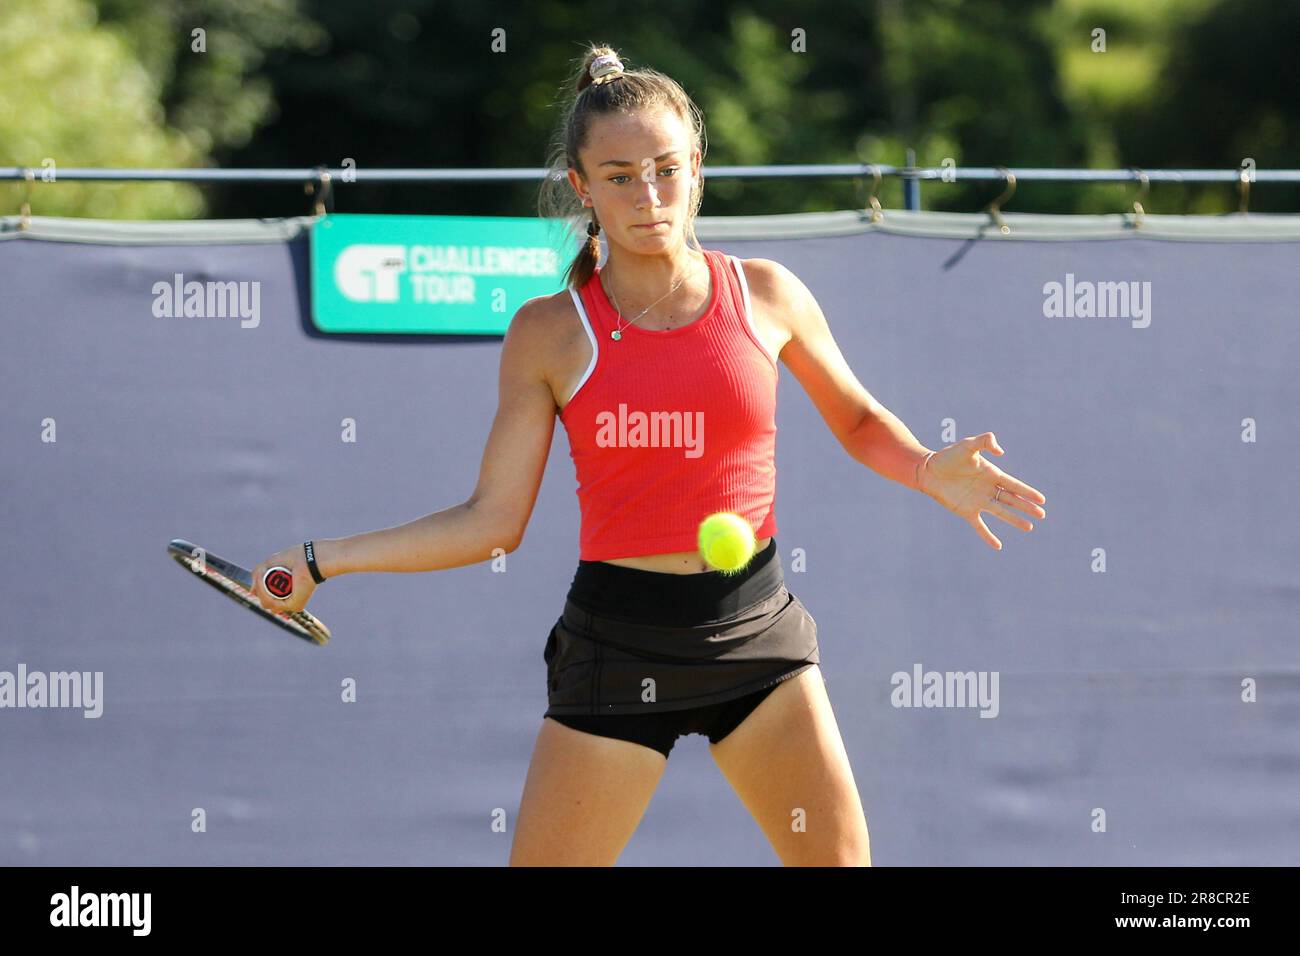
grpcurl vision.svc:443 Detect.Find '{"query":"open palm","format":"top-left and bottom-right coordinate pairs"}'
top-left (919, 432), bottom-right (1047, 550)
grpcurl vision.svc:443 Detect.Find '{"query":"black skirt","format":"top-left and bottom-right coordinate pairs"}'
top-left (544, 538), bottom-right (820, 716)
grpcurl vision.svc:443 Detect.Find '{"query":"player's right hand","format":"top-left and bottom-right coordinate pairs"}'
top-left (249, 545), bottom-right (318, 615)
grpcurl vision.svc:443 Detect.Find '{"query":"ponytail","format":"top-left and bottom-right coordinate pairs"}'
top-left (567, 218), bottom-right (603, 290)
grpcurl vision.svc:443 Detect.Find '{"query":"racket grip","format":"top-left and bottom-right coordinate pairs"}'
top-left (262, 566), bottom-right (294, 600)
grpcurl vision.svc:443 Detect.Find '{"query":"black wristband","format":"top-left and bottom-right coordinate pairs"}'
top-left (303, 540), bottom-right (326, 583)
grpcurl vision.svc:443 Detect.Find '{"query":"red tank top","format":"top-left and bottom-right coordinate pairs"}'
top-left (558, 248), bottom-right (779, 561)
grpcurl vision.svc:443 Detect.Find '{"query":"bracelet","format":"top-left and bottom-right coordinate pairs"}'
top-left (303, 540), bottom-right (326, 583)
top-left (914, 451), bottom-right (935, 492)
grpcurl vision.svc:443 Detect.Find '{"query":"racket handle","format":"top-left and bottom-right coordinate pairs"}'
top-left (262, 566), bottom-right (294, 600)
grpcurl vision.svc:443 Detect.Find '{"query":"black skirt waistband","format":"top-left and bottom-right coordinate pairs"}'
top-left (566, 538), bottom-right (782, 627)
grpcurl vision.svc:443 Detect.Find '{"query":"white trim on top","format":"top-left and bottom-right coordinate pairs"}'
top-left (564, 287), bottom-right (599, 410)
top-left (729, 255), bottom-right (778, 366)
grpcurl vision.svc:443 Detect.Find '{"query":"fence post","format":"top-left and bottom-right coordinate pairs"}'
top-left (903, 148), bottom-right (921, 211)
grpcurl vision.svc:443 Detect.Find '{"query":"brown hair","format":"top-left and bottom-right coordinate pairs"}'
top-left (537, 44), bottom-right (708, 290)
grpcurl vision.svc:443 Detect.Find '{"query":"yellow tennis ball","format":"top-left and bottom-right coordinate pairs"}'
top-left (698, 512), bottom-right (757, 575)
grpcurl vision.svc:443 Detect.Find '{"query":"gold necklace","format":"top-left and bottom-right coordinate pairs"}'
top-left (602, 260), bottom-right (702, 341)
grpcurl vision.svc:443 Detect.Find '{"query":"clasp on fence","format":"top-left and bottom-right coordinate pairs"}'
top-left (17, 167), bottom-right (36, 231)
top-left (1127, 168), bottom-right (1149, 229)
top-left (985, 167), bottom-right (1016, 235)
top-left (306, 166), bottom-right (334, 216)
top-left (856, 164), bottom-right (884, 223)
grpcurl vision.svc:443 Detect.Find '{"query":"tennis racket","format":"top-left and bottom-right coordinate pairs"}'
top-left (166, 538), bottom-right (330, 646)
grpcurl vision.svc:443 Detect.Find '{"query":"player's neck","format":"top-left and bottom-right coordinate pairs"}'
top-left (599, 247), bottom-right (707, 309)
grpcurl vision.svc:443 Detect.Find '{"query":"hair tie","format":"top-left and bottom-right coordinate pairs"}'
top-left (589, 54), bottom-right (624, 85)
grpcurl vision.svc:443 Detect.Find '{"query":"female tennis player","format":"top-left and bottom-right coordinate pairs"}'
top-left (249, 45), bottom-right (1046, 866)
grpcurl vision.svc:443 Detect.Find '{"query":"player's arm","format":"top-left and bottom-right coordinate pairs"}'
top-left (748, 257), bottom-right (931, 487)
top-left (309, 298), bottom-right (558, 575)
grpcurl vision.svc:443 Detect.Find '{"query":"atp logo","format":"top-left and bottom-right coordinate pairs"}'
top-left (334, 244), bottom-right (408, 302)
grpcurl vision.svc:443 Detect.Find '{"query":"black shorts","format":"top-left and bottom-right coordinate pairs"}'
top-left (543, 538), bottom-right (820, 759)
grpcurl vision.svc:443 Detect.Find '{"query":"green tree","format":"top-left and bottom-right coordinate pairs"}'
top-left (93, 0), bottom-right (325, 156)
top-left (208, 0), bottom-right (1095, 218)
top-left (0, 0), bottom-right (321, 219)
top-left (0, 0), bottom-right (201, 218)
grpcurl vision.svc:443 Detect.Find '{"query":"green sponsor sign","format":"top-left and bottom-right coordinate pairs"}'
top-left (310, 214), bottom-right (580, 334)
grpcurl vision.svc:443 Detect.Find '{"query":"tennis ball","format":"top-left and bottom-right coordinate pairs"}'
top-left (698, 512), bottom-right (757, 575)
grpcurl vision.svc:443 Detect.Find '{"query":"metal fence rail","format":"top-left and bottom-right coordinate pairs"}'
top-left (4, 162), bottom-right (1297, 212)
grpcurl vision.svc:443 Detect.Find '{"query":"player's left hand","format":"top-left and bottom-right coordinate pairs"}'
top-left (917, 432), bottom-right (1047, 550)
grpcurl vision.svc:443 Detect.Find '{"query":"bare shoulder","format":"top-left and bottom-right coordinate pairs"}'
top-left (506, 289), bottom-right (580, 348)
top-left (734, 258), bottom-right (871, 446)
top-left (736, 257), bottom-right (807, 308)
top-left (733, 257), bottom-right (819, 359)
top-left (505, 288), bottom-right (589, 408)
top-left (531, 286), bottom-right (583, 322)
top-left (522, 288), bottom-right (589, 358)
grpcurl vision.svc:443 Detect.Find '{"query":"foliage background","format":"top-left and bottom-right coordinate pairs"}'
top-left (2, 0), bottom-right (1296, 219)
